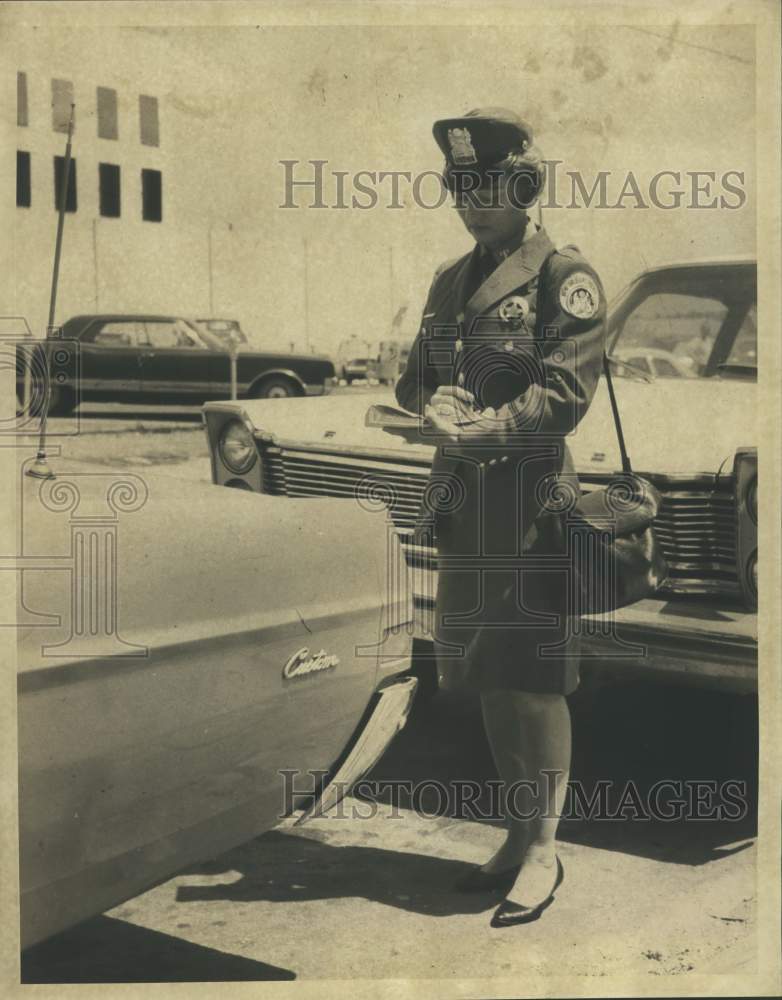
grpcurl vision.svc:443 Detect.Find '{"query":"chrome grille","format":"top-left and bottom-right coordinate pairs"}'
top-left (652, 490), bottom-right (738, 592)
top-left (263, 446), bottom-right (428, 529)
top-left (261, 446), bottom-right (739, 623)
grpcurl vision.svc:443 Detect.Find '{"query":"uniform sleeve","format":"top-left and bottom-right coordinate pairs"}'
top-left (476, 256), bottom-right (606, 442)
top-left (394, 273), bottom-right (442, 415)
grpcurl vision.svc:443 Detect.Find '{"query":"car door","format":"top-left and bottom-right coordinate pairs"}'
top-left (138, 319), bottom-right (218, 403)
top-left (78, 319), bottom-right (145, 401)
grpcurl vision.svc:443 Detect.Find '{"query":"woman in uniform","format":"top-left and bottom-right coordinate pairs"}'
top-left (395, 108), bottom-right (606, 927)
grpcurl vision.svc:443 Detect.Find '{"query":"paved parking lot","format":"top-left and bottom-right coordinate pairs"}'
top-left (22, 684), bottom-right (757, 983)
top-left (17, 395), bottom-right (759, 985)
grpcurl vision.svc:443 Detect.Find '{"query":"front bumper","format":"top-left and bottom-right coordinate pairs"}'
top-left (410, 595), bottom-right (757, 694)
top-left (305, 382), bottom-right (330, 396)
top-left (578, 596), bottom-right (757, 692)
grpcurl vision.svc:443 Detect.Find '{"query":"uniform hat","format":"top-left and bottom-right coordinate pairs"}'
top-left (433, 107), bottom-right (534, 169)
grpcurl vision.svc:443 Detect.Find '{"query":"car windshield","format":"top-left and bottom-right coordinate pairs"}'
top-left (607, 264), bottom-right (757, 380)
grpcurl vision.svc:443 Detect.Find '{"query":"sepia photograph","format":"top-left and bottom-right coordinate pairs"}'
top-left (1, 1), bottom-right (780, 996)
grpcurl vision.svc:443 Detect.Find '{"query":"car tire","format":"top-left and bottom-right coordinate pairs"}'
top-left (251, 377), bottom-right (299, 399)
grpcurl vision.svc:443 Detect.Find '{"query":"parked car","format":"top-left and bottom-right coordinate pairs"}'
top-left (16, 314), bottom-right (336, 415)
top-left (202, 257), bottom-right (757, 695)
top-left (341, 356), bottom-right (370, 384)
top-left (17, 456), bottom-right (415, 947)
top-left (367, 338), bottom-right (416, 385)
top-left (336, 335), bottom-right (373, 384)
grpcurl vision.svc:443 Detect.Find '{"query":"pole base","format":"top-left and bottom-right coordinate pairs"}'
top-left (26, 455), bottom-right (56, 480)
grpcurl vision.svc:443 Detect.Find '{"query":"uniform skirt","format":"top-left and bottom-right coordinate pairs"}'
top-left (429, 455), bottom-right (582, 696)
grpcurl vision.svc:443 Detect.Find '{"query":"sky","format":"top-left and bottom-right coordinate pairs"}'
top-left (148, 20), bottom-right (756, 349)
top-left (4, 14), bottom-right (757, 354)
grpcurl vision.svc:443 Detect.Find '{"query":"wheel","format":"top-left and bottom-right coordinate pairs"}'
top-left (252, 377), bottom-right (298, 399)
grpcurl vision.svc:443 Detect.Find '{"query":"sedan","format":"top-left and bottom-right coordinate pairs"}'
top-left (16, 456), bottom-right (415, 947)
top-left (17, 314), bottom-right (336, 416)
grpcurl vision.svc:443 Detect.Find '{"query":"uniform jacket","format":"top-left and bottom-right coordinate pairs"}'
top-left (395, 225), bottom-right (606, 559)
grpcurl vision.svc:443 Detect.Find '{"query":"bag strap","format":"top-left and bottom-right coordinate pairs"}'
top-left (602, 352), bottom-right (632, 474)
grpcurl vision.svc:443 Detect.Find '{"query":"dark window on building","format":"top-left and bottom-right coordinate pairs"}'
top-left (17, 72), bottom-right (29, 126)
top-left (99, 163), bottom-right (121, 217)
top-left (17, 151), bottom-right (31, 207)
top-left (139, 94), bottom-right (159, 146)
top-left (141, 169), bottom-right (162, 222)
top-left (52, 78), bottom-right (75, 133)
top-left (53, 156), bottom-right (77, 212)
top-left (97, 86), bottom-right (118, 140)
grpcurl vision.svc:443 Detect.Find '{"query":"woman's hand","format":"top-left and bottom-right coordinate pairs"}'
top-left (425, 386), bottom-right (496, 441)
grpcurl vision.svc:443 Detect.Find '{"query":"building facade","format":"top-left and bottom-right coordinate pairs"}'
top-left (10, 29), bottom-right (214, 340)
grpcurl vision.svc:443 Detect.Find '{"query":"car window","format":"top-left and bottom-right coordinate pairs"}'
top-left (725, 303), bottom-right (757, 367)
top-left (614, 292), bottom-right (728, 378)
top-left (92, 321), bottom-right (143, 347)
top-left (144, 320), bottom-right (206, 349)
top-left (623, 355), bottom-right (651, 374)
top-left (653, 357), bottom-right (684, 377)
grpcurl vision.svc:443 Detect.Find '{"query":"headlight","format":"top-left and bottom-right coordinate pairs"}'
top-left (219, 419), bottom-right (257, 474)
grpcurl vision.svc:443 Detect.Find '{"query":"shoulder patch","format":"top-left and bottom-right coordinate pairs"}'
top-left (559, 270), bottom-right (600, 319)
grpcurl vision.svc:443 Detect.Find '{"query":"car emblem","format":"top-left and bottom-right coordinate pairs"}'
top-left (282, 647), bottom-right (340, 680)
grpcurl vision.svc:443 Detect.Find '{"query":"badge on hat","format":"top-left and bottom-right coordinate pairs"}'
top-left (447, 127), bottom-right (477, 165)
top-left (498, 294), bottom-right (530, 330)
top-left (559, 272), bottom-right (600, 319)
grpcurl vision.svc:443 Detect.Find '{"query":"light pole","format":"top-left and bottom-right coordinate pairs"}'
top-left (28, 102), bottom-right (75, 481)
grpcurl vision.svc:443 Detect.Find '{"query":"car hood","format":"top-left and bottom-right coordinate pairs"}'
top-left (232, 394), bottom-right (437, 462)
top-left (16, 457), bottom-right (390, 665)
top-left (232, 377), bottom-right (755, 476)
top-left (571, 376), bottom-right (755, 476)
